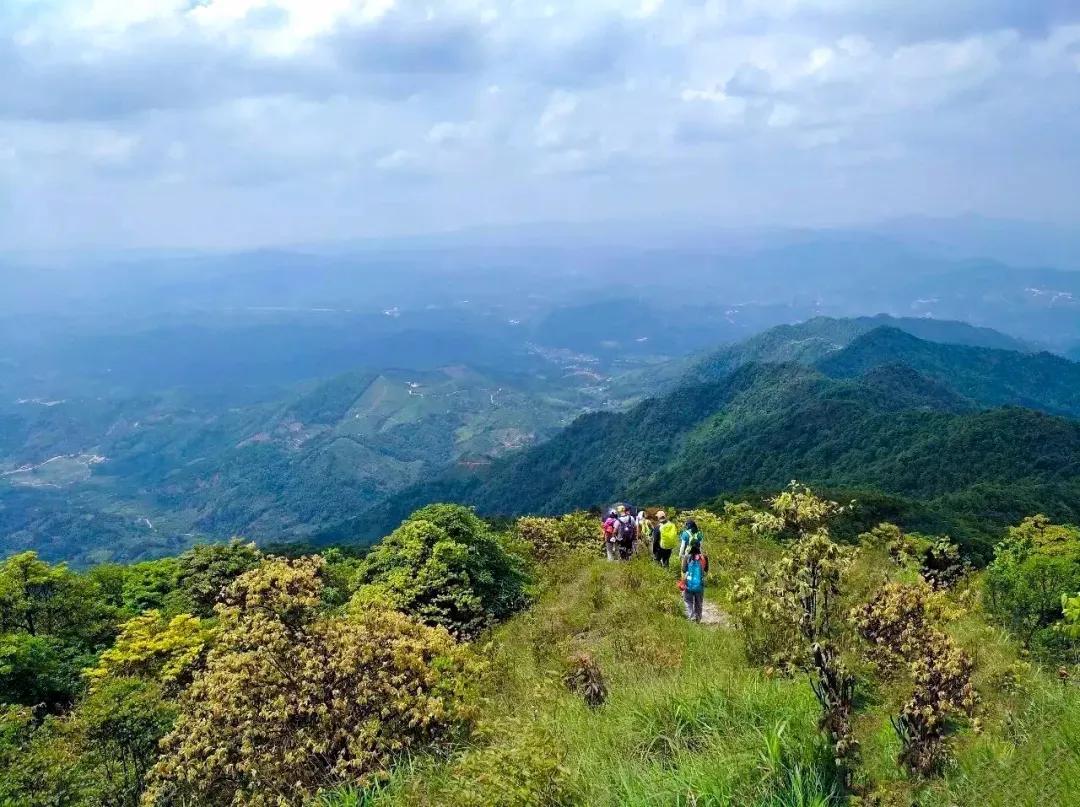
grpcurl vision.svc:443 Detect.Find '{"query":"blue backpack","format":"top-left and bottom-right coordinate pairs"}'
top-left (685, 557), bottom-right (704, 593)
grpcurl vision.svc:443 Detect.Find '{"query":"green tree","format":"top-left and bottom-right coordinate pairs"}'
top-left (175, 540), bottom-right (263, 616)
top-left (79, 677), bottom-right (177, 807)
top-left (0, 552), bottom-right (114, 643)
top-left (350, 504), bottom-right (529, 639)
top-left (120, 557), bottom-right (185, 614)
top-left (984, 515), bottom-right (1080, 644)
top-left (85, 610), bottom-right (212, 692)
top-left (145, 556), bottom-right (477, 807)
top-left (0, 632), bottom-right (90, 708)
top-left (0, 706), bottom-right (93, 806)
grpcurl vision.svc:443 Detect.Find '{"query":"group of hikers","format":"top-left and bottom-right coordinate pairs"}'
top-left (601, 505), bottom-right (710, 622)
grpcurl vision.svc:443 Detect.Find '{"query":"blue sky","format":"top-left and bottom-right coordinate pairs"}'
top-left (1, 0), bottom-right (1079, 249)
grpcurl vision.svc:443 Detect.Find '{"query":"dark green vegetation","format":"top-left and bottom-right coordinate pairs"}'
top-left (3, 493), bottom-right (1078, 806)
top-left (357, 324), bottom-right (1080, 559)
top-left (691, 314), bottom-right (1037, 382)
top-left (818, 327), bottom-right (1080, 418)
top-left (5, 308), bottom-right (1080, 567)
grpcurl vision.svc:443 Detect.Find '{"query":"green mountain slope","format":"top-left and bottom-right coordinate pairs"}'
top-left (691, 315), bottom-right (1035, 383)
top-left (817, 327), bottom-right (1080, 418)
top-left (345, 360), bottom-right (1080, 556)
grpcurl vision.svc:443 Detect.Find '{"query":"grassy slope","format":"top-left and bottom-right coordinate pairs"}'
top-left (361, 545), bottom-right (1080, 807)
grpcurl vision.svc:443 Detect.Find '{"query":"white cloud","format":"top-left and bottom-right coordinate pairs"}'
top-left (0, 0), bottom-right (1078, 248)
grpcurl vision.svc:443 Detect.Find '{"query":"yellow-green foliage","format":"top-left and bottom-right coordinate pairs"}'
top-left (84, 610), bottom-right (212, 691)
top-left (144, 556), bottom-right (478, 807)
top-left (514, 512), bottom-right (600, 562)
top-left (1061, 592), bottom-right (1080, 640)
top-left (5, 501), bottom-right (1080, 807)
top-left (750, 482), bottom-right (853, 541)
top-left (415, 720), bottom-right (569, 807)
top-left (732, 533), bottom-right (857, 670)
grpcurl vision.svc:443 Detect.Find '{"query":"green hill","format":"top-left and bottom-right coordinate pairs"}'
top-left (346, 359), bottom-right (1080, 556)
top-left (690, 314), bottom-right (1036, 383)
top-left (0, 363), bottom-right (624, 565)
top-left (818, 327), bottom-right (1080, 418)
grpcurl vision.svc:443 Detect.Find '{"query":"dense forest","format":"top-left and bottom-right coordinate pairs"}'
top-left (2, 489), bottom-right (1078, 805)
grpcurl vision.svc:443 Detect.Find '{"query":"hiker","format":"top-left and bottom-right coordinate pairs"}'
top-left (615, 505), bottom-right (637, 560)
top-left (653, 510), bottom-right (679, 568)
top-left (602, 509), bottom-right (618, 562)
top-left (680, 540), bottom-right (709, 622)
top-left (679, 518), bottom-right (703, 559)
top-left (636, 508), bottom-right (651, 555)
top-left (630, 514), bottom-right (648, 553)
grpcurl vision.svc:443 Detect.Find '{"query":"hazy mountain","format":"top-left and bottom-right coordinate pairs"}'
top-left (690, 315), bottom-right (1036, 383)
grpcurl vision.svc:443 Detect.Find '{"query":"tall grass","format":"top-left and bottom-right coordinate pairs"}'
top-left (329, 551), bottom-right (1079, 807)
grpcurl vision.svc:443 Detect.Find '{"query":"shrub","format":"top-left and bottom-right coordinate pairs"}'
top-left (434, 723), bottom-right (568, 807)
top-left (351, 504), bottom-right (529, 640)
top-left (514, 515), bottom-right (598, 562)
top-left (144, 557), bottom-right (478, 807)
top-left (854, 582), bottom-right (977, 776)
top-left (1060, 592), bottom-right (1080, 641)
top-left (983, 515), bottom-right (1080, 645)
top-left (859, 523), bottom-right (966, 589)
top-left (731, 485), bottom-right (860, 785)
top-left (750, 483), bottom-right (853, 542)
top-left (563, 652), bottom-right (608, 708)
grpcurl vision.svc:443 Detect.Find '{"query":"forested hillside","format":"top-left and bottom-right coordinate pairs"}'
top-left (818, 327), bottom-right (1080, 418)
top-left (0, 359), bottom-right (634, 565)
top-left (690, 314), bottom-right (1037, 383)
top-left (347, 327), bottom-right (1080, 557)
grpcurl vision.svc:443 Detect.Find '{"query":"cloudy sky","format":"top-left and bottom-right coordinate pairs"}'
top-left (2, 0), bottom-right (1079, 249)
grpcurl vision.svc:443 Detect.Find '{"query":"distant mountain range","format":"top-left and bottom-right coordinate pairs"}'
top-left (334, 320), bottom-right (1080, 558)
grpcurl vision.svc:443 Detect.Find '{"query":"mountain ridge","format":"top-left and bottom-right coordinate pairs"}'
top-left (326, 323), bottom-right (1080, 555)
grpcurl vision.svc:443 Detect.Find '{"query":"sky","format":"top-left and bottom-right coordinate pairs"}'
top-left (1, 0), bottom-right (1079, 249)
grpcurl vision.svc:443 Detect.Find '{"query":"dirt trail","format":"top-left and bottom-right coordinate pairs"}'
top-left (699, 599), bottom-right (730, 627)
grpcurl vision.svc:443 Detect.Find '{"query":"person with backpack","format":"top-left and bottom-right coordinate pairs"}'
top-left (653, 511), bottom-right (679, 568)
top-left (602, 510), bottom-right (618, 562)
top-left (615, 505), bottom-right (637, 560)
top-left (679, 518), bottom-right (703, 560)
top-left (680, 540), bottom-right (709, 622)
